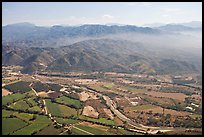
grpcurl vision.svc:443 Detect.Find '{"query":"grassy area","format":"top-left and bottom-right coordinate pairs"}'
top-left (71, 127), bottom-right (90, 135)
top-left (26, 97), bottom-right (38, 106)
top-left (4, 81), bottom-right (31, 93)
top-left (11, 115), bottom-right (52, 135)
top-left (24, 90), bottom-right (36, 97)
top-left (45, 99), bottom-right (77, 117)
top-left (122, 85), bottom-right (146, 93)
top-left (55, 117), bottom-right (80, 124)
top-left (2, 109), bottom-right (14, 118)
top-left (45, 99), bottom-right (61, 116)
top-left (75, 124), bottom-right (107, 135)
top-left (2, 118), bottom-right (28, 135)
top-left (101, 83), bottom-right (114, 89)
top-left (55, 95), bottom-right (82, 109)
top-left (28, 106), bottom-right (42, 112)
top-left (13, 112), bottom-right (34, 122)
top-left (2, 93), bottom-right (26, 106)
top-left (58, 105), bottom-right (77, 117)
top-left (78, 115), bottom-right (115, 126)
top-left (35, 124), bottom-right (64, 135)
top-left (8, 100), bottom-right (30, 110)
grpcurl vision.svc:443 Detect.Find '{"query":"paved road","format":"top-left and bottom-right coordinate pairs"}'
top-left (79, 86), bottom-right (175, 134)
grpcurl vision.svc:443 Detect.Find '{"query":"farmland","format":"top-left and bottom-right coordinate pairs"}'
top-left (2, 118), bottom-right (28, 135)
top-left (2, 66), bottom-right (202, 135)
top-left (45, 99), bottom-right (77, 117)
top-left (145, 91), bottom-right (187, 101)
top-left (2, 93), bottom-right (26, 106)
top-left (4, 81), bottom-right (31, 93)
top-left (55, 95), bottom-right (82, 109)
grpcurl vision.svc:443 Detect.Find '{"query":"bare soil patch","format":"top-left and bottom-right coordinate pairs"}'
top-left (38, 91), bottom-right (49, 97)
top-left (75, 79), bottom-right (98, 85)
top-left (2, 88), bottom-right (12, 96)
top-left (78, 91), bottom-right (98, 102)
top-left (103, 108), bottom-right (114, 120)
top-left (82, 105), bottom-right (99, 118)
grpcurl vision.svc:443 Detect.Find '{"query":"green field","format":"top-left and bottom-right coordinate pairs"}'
top-left (75, 124), bottom-right (107, 135)
top-left (2, 109), bottom-right (14, 117)
top-left (101, 83), bottom-right (114, 89)
top-left (78, 115), bottom-right (115, 126)
top-left (71, 127), bottom-right (90, 135)
top-left (32, 82), bottom-right (62, 92)
top-left (13, 112), bottom-right (34, 122)
top-left (28, 106), bottom-right (42, 112)
top-left (2, 118), bottom-right (28, 135)
top-left (11, 115), bottom-right (52, 135)
top-left (2, 93), bottom-right (26, 106)
top-left (26, 97), bottom-right (38, 106)
top-left (55, 95), bottom-right (82, 109)
top-left (45, 99), bottom-right (77, 117)
top-left (8, 100), bottom-right (30, 110)
top-left (4, 81), bottom-right (31, 93)
top-left (122, 85), bottom-right (146, 93)
top-left (35, 124), bottom-right (64, 135)
top-left (55, 117), bottom-right (80, 124)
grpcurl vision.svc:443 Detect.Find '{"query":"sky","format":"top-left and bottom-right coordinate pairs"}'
top-left (2, 2), bottom-right (202, 26)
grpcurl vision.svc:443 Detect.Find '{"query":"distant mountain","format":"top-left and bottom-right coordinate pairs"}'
top-left (2, 23), bottom-right (159, 45)
top-left (180, 21), bottom-right (202, 28)
top-left (2, 23), bottom-right (201, 75)
top-left (2, 38), bottom-right (201, 74)
top-left (143, 21), bottom-right (202, 28)
top-left (155, 24), bottom-right (201, 32)
top-left (143, 23), bottom-right (166, 27)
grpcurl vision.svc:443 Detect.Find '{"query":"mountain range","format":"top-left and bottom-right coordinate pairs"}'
top-left (2, 22), bottom-right (202, 74)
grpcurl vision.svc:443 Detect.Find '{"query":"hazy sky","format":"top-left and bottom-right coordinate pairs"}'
top-left (2, 2), bottom-right (202, 26)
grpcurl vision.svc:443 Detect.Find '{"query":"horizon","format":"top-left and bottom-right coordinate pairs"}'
top-left (2, 2), bottom-right (202, 26)
top-left (2, 20), bottom-right (202, 27)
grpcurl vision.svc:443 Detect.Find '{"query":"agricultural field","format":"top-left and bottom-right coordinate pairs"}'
top-left (11, 115), bottom-right (52, 135)
top-left (2, 109), bottom-right (15, 118)
top-left (35, 124), bottom-right (65, 135)
top-left (55, 95), bottom-right (82, 109)
top-left (4, 81), bottom-right (31, 93)
top-left (55, 117), bottom-right (80, 124)
top-left (32, 82), bottom-right (62, 92)
top-left (2, 93), bottom-right (26, 106)
top-left (13, 112), bottom-right (34, 122)
top-left (145, 91), bottom-right (187, 101)
top-left (8, 100), bottom-right (30, 110)
top-left (45, 99), bottom-right (78, 117)
top-left (2, 118), bottom-right (28, 135)
top-left (78, 115), bottom-right (115, 126)
top-left (2, 68), bottom-right (202, 135)
top-left (74, 124), bottom-right (110, 135)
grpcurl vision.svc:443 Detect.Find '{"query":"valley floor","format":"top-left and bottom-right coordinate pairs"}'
top-left (2, 66), bottom-right (202, 135)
